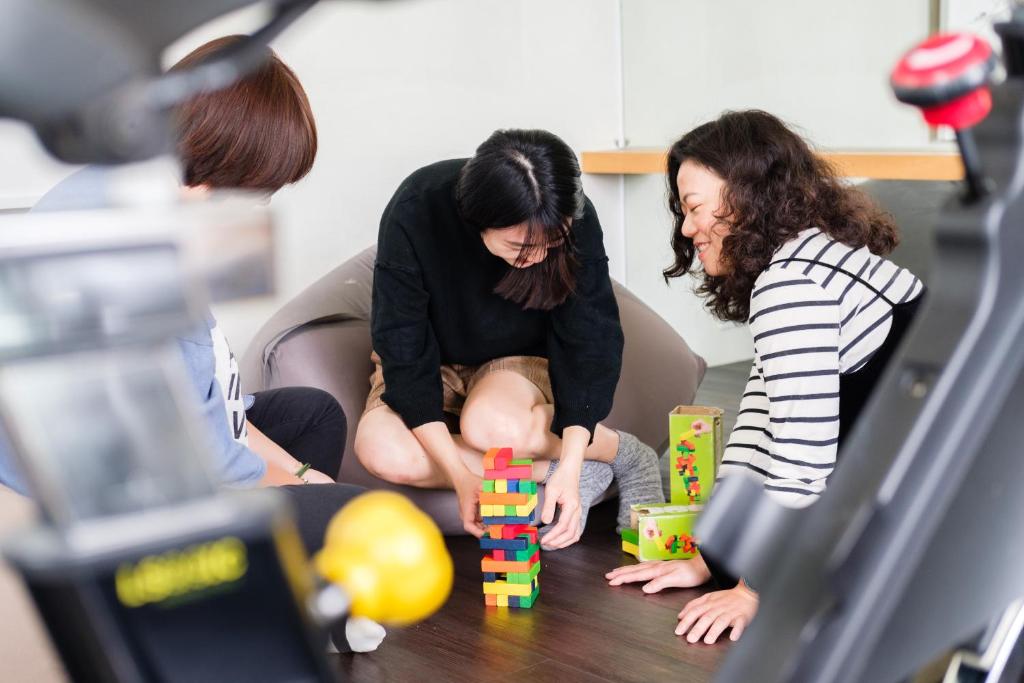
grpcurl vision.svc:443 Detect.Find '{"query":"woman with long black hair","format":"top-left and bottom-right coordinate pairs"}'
top-left (355, 129), bottom-right (663, 549)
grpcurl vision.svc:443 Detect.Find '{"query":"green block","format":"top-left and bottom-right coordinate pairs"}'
top-left (669, 406), bottom-right (723, 504)
top-left (515, 584), bottom-right (541, 608)
top-left (506, 561), bottom-right (542, 584)
top-left (620, 528), bottom-right (639, 545)
top-left (510, 458), bottom-right (533, 467)
top-left (482, 480), bottom-right (494, 493)
top-left (504, 505), bottom-right (516, 515)
top-left (520, 481), bottom-right (537, 494)
top-left (507, 542), bottom-right (540, 561)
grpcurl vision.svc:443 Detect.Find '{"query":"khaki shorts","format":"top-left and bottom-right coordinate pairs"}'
top-left (364, 351), bottom-right (554, 417)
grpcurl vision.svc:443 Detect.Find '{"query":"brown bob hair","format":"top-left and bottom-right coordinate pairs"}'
top-left (663, 110), bottom-right (898, 322)
top-left (170, 35), bottom-right (317, 193)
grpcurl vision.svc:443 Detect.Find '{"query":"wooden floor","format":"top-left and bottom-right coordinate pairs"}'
top-left (334, 502), bottom-right (728, 683)
top-left (333, 361), bottom-right (753, 683)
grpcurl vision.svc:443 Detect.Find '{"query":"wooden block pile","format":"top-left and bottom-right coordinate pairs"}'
top-left (480, 447), bottom-right (540, 608)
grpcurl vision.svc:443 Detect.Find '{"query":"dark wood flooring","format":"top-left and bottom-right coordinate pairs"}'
top-left (334, 361), bottom-right (752, 683)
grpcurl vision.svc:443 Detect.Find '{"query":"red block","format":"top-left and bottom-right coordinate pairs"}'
top-left (483, 447), bottom-right (513, 471)
top-left (501, 524), bottom-right (529, 539)
top-left (484, 465), bottom-right (533, 480)
top-left (493, 549), bottom-right (505, 561)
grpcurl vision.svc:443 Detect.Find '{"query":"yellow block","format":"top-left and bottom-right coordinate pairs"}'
top-left (483, 579), bottom-right (537, 597)
top-left (622, 541), bottom-right (639, 559)
top-left (495, 480), bottom-right (507, 494)
top-left (480, 505), bottom-right (493, 517)
top-left (515, 497), bottom-right (538, 517)
top-left (497, 594), bottom-right (509, 607)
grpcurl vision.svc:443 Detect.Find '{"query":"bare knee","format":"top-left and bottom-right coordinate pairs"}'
top-left (461, 403), bottom-right (546, 455)
top-left (354, 418), bottom-right (431, 486)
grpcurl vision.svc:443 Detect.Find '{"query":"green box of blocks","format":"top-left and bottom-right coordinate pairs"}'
top-left (668, 406), bottom-right (723, 506)
top-left (629, 502), bottom-right (702, 561)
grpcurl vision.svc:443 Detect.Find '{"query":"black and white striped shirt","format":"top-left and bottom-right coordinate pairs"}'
top-left (719, 227), bottom-right (924, 508)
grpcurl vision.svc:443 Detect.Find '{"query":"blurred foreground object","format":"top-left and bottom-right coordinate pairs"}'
top-left (316, 491), bottom-right (453, 626)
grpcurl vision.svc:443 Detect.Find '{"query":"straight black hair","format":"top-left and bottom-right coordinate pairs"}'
top-left (456, 129), bottom-right (582, 311)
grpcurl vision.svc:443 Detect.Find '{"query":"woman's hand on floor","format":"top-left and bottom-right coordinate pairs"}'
top-left (452, 469), bottom-right (485, 538)
top-left (605, 554), bottom-right (711, 593)
top-left (675, 580), bottom-right (758, 644)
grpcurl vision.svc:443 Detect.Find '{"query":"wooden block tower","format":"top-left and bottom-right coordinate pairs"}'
top-left (480, 447), bottom-right (540, 608)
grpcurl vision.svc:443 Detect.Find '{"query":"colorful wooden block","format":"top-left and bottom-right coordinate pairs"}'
top-left (520, 481), bottom-right (538, 495)
top-left (483, 579), bottom-right (538, 597)
top-left (479, 492), bottom-right (530, 505)
top-left (499, 524), bottom-right (529, 539)
top-left (495, 479), bottom-right (507, 494)
top-left (481, 549), bottom-right (540, 572)
top-left (483, 447), bottom-right (513, 471)
top-left (512, 581), bottom-right (544, 610)
top-left (485, 593), bottom-right (497, 606)
top-left (482, 512), bottom-right (537, 525)
top-left (482, 479), bottom-right (495, 493)
top-left (483, 572), bottom-right (497, 582)
top-left (505, 545), bottom-right (540, 562)
top-left (497, 594), bottom-right (509, 607)
top-left (480, 536), bottom-right (529, 551)
top-left (493, 549), bottom-right (505, 561)
top-left (506, 562), bottom-right (542, 584)
top-left (508, 479), bottom-right (519, 493)
top-left (484, 465), bottom-right (533, 480)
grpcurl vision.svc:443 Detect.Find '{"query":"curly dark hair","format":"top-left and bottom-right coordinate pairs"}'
top-left (663, 110), bottom-right (898, 322)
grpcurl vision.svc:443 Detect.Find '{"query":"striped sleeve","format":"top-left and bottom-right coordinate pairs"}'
top-left (720, 361), bottom-right (770, 475)
top-left (745, 269), bottom-right (841, 506)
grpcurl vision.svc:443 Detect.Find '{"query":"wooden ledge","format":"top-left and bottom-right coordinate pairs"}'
top-left (580, 148), bottom-right (963, 181)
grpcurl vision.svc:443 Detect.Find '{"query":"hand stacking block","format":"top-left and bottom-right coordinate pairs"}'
top-left (483, 578), bottom-right (539, 597)
top-left (479, 492), bottom-right (530, 505)
top-left (484, 465), bottom-right (533, 480)
top-left (483, 447), bottom-right (513, 470)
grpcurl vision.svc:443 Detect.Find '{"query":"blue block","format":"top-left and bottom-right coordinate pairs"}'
top-left (509, 596), bottom-right (520, 608)
top-left (482, 513), bottom-right (537, 525)
top-left (480, 536), bottom-right (529, 551)
top-left (508, 480), bottom-right (519, 493)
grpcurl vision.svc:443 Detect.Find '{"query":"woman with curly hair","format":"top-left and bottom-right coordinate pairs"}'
top-left (607, 109), bottom-right (924, 644)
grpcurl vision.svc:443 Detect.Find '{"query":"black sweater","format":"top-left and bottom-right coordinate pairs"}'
top-left (371, 159), bottom-right (624, 436)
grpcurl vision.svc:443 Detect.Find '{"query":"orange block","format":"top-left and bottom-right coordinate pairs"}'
top-left (485, 593), bottom-right (498, 606)
top-left (479, 492), bottom-right (530, 505)
top-left (481, 554), bottom-right (538, 573)
top-left (483, 447), bottom-right (513, 470)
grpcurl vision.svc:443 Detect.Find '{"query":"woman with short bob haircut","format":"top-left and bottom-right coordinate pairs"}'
top-left (607, 110), bottom-right (924, 644)
top-left (355, 129), bottom-right (663, 549)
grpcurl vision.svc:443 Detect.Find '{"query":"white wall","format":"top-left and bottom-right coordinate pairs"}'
top-left (619, 0), bottom-right (934, 366)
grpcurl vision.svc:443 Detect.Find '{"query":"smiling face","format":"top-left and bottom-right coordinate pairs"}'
top-left (675, 160), bottom-right (731, 277)
top-left (480, 221), bottom-right (563, 268)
